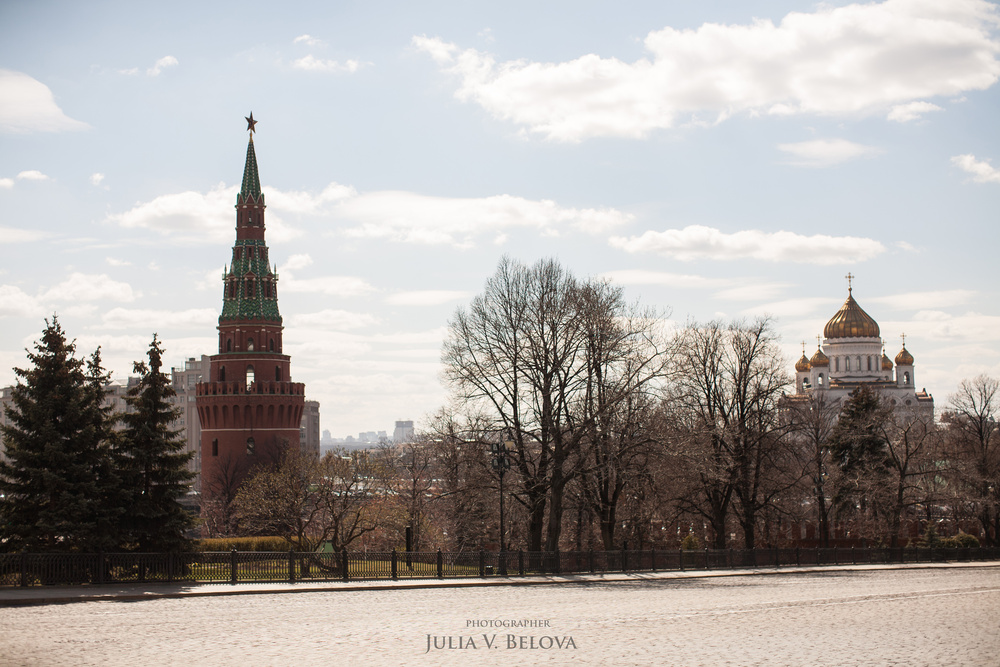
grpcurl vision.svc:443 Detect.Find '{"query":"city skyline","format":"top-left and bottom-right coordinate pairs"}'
top-left (1, 0), bottom-right (998, 436)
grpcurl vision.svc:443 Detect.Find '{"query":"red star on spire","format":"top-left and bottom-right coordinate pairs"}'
top-left (245, 112), bottom-right (258, 134)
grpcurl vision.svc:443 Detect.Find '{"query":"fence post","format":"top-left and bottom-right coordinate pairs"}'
top-left (478, 550), bottom-right (485, 578)
top-left (98, 552), bottom-right (106, 585)
top-left (620, 546), bottom-right (627, 573)
top-left (555, 549), bottom-right (561, 575)
top-left (437, 549), bottom-right (443, 579)
top-left (651, 548), bottom-right (656, 573)
top-left (679, 549), bottom-right (684, 571)
top-left (288, 550), bottom-right (295, 583)
top-left (775, 548), bottom-right (780, 569)
top-left (342, 549), bottom-right (349, 581)
top-left (705, 548), bottom-right (711, 571)
top-left (391, 548), bottom-right (398, 581)
top-left (230, 548), bottom-right (238, 585)
top-left (852, 546), bottom-right (856, 565)
top-left (519, 550), bottom-right (525, 577)
top-left (795, 547), bottom-right (800, 567)
top-left (833, 546), bottom-right (838, 566)
top-left (167, 552), bottom-right (174, 583)
top-left (589, 549), bottom-right (595, 573)
top-left (20, 550), bottom-right (27, 588)
top-left (729, 548), bottom-right (734, 570)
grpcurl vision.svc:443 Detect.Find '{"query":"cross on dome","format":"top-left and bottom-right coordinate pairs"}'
top-left (845, 272), bottom-right (854, 294)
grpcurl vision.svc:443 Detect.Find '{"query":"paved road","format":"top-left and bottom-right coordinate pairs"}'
top-left (2, 566), bottom-right (997, 666)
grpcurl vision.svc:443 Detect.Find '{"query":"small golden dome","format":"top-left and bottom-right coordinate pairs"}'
top-left (895, 346), bottom-right (914, 366)
top-left (810, 347), bottom-right (830, 367)
top-left (823, 291), bottom-right (880, 339)
top-left (795, 354), bottom-right (811, 372)
top-left (881, 353), bottom-right (893, 371)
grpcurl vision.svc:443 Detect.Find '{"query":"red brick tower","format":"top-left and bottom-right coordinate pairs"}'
top-left (196, 115), bottom-right (304, 501)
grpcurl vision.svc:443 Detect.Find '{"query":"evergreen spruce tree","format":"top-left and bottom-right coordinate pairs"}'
top-left (0, 317), bottom-right (122, 552)
top-left (829, 384), bottom-right (890, 474)
top-left (118, 335), bottom-right (194, 552)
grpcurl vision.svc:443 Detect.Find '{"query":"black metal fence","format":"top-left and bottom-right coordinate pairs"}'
top-left (1, 546), bottom-right (997, 588)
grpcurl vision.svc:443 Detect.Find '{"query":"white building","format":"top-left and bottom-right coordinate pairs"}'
top-left (793, 283), bottom-right (933, 418)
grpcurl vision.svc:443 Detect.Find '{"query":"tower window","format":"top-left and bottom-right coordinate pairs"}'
top-left (212, 439), bottom-right (219, 457)
top-left (275, 366), bottom-right (282, 381)
top-left (227, 338), bottom-right (233, 352)
top-left (818, 374), bottom-right (824, 386)
top-left (246, 365), bottom-right (255, 390)
top-left (247, 338), bottom-right (254, 352)
top-left (867, 357), bottom-right (872, 371)
top-left (246, 437), bottom-right (255, 455)
top-left (836, 358), bottom-right (841, 372)
top-left (236, 248), bottom-right (242, 260)
top-left (903, 371), bottom-right (910, 385)
top-left (246, 278), bottom-right (254, 297)
top-left (219, 366), bottom-right (226, 382)
top-left (269, 339), bottom-right (274, 351)
top-left (265, 282), bottom-right (271, 297)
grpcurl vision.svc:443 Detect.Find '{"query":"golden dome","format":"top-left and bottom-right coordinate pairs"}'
top-left (795, 354), bottom-right (811, 372)
top-left (809, 347), bottom-right (830, 367)
top-left (881, 353), bottom-right (893, 371)
top-left (823, 291), bottom-right (880, 339)
top-left (895, 346), bottom-right (914, 366)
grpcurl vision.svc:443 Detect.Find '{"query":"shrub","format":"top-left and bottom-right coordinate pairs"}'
top-left (681, 533), bottom-right (701, 551)
top-left (940, 531), bottom-right (980, 549)
top-left (194, 536), bottom-right (290, 552)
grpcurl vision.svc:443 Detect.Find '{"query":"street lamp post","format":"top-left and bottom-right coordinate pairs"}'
top-left (490, 434), bottom-right (513, 573)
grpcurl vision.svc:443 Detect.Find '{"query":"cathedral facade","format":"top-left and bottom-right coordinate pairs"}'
top-left (793, 283), bottom-right (933, 418)
top-left (196, 118), bottom-right (306, 501)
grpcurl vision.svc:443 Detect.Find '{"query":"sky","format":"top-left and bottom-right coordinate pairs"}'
top-left (1, 0), bottom-right (998, 439)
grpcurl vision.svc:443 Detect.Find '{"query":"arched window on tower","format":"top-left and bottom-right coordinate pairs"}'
top-left (275, 366), bottom-right (281, 381)
top-left (818, 374), bottom-right (824, 386)
top-left (835, 358), bottom-right (840, 372)
top-left (868, 356), bottom-right (872, 371)
top-left (903, 371), bottom-right (910, 385)
top-left (226, 338), bottom-right (233, 352)
top-left (247, 338), bottom-right (254, 352)
top-left (246, 365), bottom-right (255, 391)
top-left (265, 282), bottom-right (271, 298)
top-left (269, 338), bottom-right (274, 351)
top-left (246, 278), bottom-right (254, 297)
top-left (235, 248), bottom-right (242, 260)
top-left (212, 439), bottom-right (219, 457)
top-left (856, 356), bottom-right (862, 371)
top-left (219, 366), bottom-right (226, 382)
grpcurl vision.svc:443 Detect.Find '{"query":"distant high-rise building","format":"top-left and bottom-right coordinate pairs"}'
top-left (171, 355), bottom-right (211, 491)
top-left (393, 420), bottom-right (415, 442)
top-left (300, 400), bottom-right (320, 457)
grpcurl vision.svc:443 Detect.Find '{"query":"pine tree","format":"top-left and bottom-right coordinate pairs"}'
top-left (118, 335), bottom-right (194, 552)
top-left (0, 318), bottom-right (122, 552)
top-left (829, 384), bottom-right (890, 474)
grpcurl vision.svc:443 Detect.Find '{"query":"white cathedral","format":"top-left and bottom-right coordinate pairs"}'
top-left (793, 280), bottom-right (934, 418)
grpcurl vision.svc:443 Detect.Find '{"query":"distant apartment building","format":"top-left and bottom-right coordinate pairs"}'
top-left (393, 420), bottom-right (415, 443)
top-left (0, 385), bottom-right (13, 463)
top-left (300, 400), bottom-right (321, 457)
top-left (171, 356), bottom-right (211, 493)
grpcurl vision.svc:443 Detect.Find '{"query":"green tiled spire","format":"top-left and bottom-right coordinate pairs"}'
top-left (238, 138), bottom-right (265, 204)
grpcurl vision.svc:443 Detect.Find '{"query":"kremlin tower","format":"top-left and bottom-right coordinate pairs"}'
top-left (196, 115), bottom-right (305, 500)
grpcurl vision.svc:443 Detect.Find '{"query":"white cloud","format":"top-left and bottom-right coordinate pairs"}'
top-left (0, 69), bottom-right (89, 133)
top-left (17, 170), bottom-right (49, 181)
top-left (110, 181), bottom-right (627, 249)
top-left (105, 257), bottom-right (131, 267)
top-left (107, 183), bottom-right (301, 245)
top-left (0, 178), bottom-right (13, 188)
top-left (282, 275), bottom-right (377, 297)
top-left (280, 254), bottom-right (314, 271)
top-left (715, 283), bottom-right (791, 301)
top-left (887, 101), bottom-right (943, 122)
top-left (146, 55), bottom-right (178, 77)
top-left (952, 154), bottom-right (1000, 184)
top-left (289, 309), bottom-right (380, 330)
top-left (293, 34), bottom-right (325, 47)
top-left (0, 285), bottom-right (43, 318)
top-left (292, 55), bottom-right (360, 73)
top-left (333, 190), bottom-right (630, 247)
top-left (609, 225), bottom-right (886, 264)
top-left (0, 226), bottom-right (51, 243)
top-left (414, 0), bottom-right (1000, 141)
top-left (598, 269), bottom-right (727, 289)
top-left (90, 173), bottom-right (105, 186)
top-left (384, 290), bottom-right (472, 306)
top-left (777, 139), bottom-right (881, 167)
top-left (98, 307), bottom-right (217, 330)
top-left (910, 311), bottom-right (1000, 342)
top-left (870, 289), bottom-right (977, 310)
top-left (40, 273), bottom-right (139, 303)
